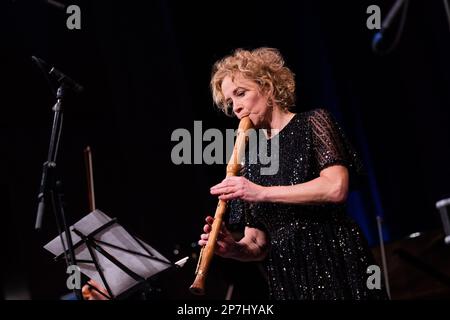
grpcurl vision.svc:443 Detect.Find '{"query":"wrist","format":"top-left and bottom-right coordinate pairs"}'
top-left (227, 241), bottom-right (243, 260)
top-left (259, 186), bottom-right (271, 202)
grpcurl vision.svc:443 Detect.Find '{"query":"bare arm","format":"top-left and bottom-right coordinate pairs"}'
top-left (261, 165), bottom-right (349, 204)
top-left (229, 226), bottom-right (269, 262)
top-left (199, 217), bottom-right (269, 262)
top-left (212, 165), bottom-right (349, 205)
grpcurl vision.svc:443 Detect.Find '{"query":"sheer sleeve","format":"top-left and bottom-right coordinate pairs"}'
top-left (309, 108), bottom-right (364, 175)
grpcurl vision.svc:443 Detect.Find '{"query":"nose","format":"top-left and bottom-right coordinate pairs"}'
top-left (233, 104), bottom-right (244, 118)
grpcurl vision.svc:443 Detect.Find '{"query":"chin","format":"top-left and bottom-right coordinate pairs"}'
top-left (249, 115), bottom-right (264, 129)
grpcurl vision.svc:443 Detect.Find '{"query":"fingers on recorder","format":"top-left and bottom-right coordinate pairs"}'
top-left (198, 216), bottom-right (226, 246)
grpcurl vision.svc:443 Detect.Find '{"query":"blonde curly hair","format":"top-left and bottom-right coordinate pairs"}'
top-left (211, 47), bottom-right (296, 116)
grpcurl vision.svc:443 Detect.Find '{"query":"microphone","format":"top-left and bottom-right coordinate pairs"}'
top-left (49, 66), bottom-right (84, 93)
top-left (372, 0), bottom-right (408, 53)
top-left (31, 56), bottom-right (84, 93)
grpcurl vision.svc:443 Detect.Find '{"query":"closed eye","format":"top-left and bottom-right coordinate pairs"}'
top-left (223, 87), bottom-right (246, 110)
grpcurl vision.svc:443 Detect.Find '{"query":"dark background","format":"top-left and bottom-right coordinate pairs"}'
top-left (2, 0), bottom-right (450, 299)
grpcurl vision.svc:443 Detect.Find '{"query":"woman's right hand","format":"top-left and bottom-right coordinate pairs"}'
top-left (198, 216), bottom-right (237, 258)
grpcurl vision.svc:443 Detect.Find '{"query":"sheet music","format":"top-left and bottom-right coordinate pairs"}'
top-left (44, 210), bottom-right (174, 298)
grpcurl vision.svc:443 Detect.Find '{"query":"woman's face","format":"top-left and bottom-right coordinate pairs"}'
top-left (221, 75), bottom-right (271, 127)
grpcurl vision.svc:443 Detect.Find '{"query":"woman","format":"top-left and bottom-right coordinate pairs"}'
top-left (198, 47), bottom-right (386, 300)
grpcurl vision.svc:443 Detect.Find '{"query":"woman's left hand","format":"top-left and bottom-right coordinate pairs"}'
top-left (210, 176), bottom-right (265, 202)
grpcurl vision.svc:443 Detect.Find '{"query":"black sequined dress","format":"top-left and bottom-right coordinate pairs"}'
top-left (230, 108), bottom-right (386, 300)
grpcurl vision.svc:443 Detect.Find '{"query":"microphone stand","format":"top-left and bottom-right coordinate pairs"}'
top-left (35, 81), bottom-right (83, 300)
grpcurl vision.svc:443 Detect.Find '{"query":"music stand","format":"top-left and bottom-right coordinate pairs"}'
top-left (44, 210), bottom-right (185, 300)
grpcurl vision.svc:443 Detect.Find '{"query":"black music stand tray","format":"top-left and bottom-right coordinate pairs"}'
top-left (44, 210), bottom-right (186, 300)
